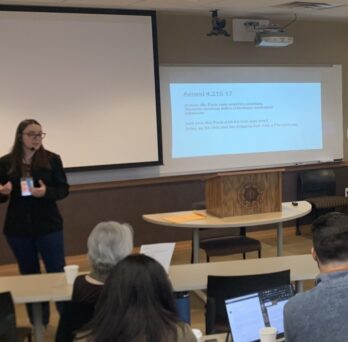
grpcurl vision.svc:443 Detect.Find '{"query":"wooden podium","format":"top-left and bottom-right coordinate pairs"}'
top-left (205, 169), bottom-right (283, 217)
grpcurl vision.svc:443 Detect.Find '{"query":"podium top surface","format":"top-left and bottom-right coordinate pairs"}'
top-left (206, 168), bottom-right (286, 179)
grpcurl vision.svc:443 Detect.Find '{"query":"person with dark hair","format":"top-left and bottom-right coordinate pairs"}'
top-left (77, 254), bottom-right (196, 342)
top-left (284, 212), bottom-right (348, 342)
top-left (0, 119), bottom-right (69, 325)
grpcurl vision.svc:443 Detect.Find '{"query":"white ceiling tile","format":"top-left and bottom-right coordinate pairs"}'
top-left (0, 0), bottom-right (347, 21)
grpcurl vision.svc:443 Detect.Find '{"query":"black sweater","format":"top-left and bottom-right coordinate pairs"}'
top-left (0, 151), bottom-right (69, 236)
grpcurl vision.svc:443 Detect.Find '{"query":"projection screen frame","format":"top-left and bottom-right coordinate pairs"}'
top-left (0, 4), bottom-right (162, 172)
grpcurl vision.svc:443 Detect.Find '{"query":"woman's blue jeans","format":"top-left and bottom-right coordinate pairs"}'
top-left (6, 230), bottom-right (66, 325)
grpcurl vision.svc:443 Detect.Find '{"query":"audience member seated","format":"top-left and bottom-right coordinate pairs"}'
top-left (284, 212), bottom-right (348, 342)
top-left (76, 254), bottom-right (196, 342)
top-left (55, 221), bottom-right (133, 342)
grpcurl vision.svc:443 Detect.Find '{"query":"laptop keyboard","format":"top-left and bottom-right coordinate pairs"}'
top-left (260, 284), bottom-right (294, 303)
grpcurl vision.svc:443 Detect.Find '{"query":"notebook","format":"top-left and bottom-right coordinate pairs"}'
top-left (225, 284), bottom-right (294, 342)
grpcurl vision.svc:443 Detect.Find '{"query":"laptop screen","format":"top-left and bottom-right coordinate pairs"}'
top-left (225, 284), bottom-right (294, 342)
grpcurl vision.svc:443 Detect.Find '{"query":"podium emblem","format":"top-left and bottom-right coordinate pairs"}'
top-left (238, 183), bottom-right (264, 208)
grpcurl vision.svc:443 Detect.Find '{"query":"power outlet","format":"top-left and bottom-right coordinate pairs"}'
top-left (345, 188), bottom-right (348, 198)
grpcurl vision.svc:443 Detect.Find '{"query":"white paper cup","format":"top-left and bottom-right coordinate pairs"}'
top-left (64, 265), bottom-right (79, 284)
top-left (191, 328), bottom-right (203, 342)
top-left (259, 327), bottom-right (277, 342)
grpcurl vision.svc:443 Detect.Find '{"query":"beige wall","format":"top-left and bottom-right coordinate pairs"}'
top-left (157, 14), bottom-right (348, 159)
top-left (1, 15), bottom-right (348, 265)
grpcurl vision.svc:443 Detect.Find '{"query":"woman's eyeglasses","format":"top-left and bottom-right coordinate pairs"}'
top-left (23, 132), bottom-right (46, 140)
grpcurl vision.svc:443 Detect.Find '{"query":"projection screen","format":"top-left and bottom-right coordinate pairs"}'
top-left (159, 64), bottom-right (343, 175)
top-left (0, 6), bottom-right (162, 171)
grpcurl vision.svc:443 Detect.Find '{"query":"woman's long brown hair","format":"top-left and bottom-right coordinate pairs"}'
top-left (8, 119), bottom-right (51, 176)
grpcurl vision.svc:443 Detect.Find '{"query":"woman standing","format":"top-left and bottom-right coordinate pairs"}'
top-left (0, 119), bottom-right (69, 325)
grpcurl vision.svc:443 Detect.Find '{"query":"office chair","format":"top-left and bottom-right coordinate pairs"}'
top-left (192, 201), bottom-right (261, 262)
top-left (205, 270), bottom-right (291, 335)
top-left (0, 292), bottom-right (32, 342)
top-left (296, 169), bottom-right (348, 235)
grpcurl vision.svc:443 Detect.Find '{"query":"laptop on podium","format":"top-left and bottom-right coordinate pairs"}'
top-left (225, 284), bottom-right (294, 342)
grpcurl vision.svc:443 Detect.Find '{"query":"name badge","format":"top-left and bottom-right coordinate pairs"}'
top-left (20, 177), bottom-right (34, 197)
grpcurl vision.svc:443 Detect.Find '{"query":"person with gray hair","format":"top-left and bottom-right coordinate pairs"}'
top-left (55, 221), bottom-right (133, 342)
top-left (86, 221), bottom-right (134, 282)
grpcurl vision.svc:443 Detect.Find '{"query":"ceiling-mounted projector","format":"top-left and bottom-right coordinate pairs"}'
top-left (244, 16), bottom-right (296, 48)
top-left (255, 29), bottom-right (294, 47)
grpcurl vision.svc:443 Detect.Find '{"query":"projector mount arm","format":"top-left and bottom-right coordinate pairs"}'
top-left (244, 14), bottom-right (297, 33)
top-left (207, 9), bottom-right (231, 37)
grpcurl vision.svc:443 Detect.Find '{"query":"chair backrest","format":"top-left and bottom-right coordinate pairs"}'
top-left (205, 269), bottom-right (291, 334)
top-left (0, 292), bottom-right (19, 342)
top-left (298, 169), bottom-right (336, 199)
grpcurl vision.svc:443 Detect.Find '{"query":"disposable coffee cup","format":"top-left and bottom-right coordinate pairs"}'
top-left (259, 327), bottom-right (277, 342)
top-left (191, 328), bottom-right (203, 342)
top-left (64, 265), bottom-right (79, 285)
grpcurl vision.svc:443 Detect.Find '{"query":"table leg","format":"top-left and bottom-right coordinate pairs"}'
top-left (32, 303), bottom-right (44, 342)
top-left (192, 228), bottom-right (200, 263)
top-left (277, 222), bottom-right (284, 256)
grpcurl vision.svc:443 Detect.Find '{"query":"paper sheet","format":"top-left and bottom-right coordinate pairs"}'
top-left (162, 211), bottom-right (206, 224)
top-left (140, 242), bottom-right (176, 273)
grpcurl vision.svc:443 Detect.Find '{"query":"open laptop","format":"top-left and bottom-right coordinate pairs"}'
top-left (225, 284), bottom-right (294, 342)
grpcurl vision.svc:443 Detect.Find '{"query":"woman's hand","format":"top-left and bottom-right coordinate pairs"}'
top-left (31, 179), bottom-right (46, 198)
top-left (0, 181), bottom-right (12, 196)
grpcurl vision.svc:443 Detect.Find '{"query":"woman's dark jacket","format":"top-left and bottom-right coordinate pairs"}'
top-left (0, 151), bottom-right (69, 237)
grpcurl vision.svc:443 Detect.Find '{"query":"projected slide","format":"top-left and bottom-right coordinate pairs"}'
top-left (170, 83), bottom-right (322, 158)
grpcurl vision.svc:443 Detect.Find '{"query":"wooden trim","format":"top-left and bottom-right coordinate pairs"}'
top-left (70, 161), bottom-right (348, 193)
top-left (70, 173), bottom-right (207, 192)
top-left (211, 168), bottom-right (286, 178)
top-left (284, 161), bottom-right (348, 172)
